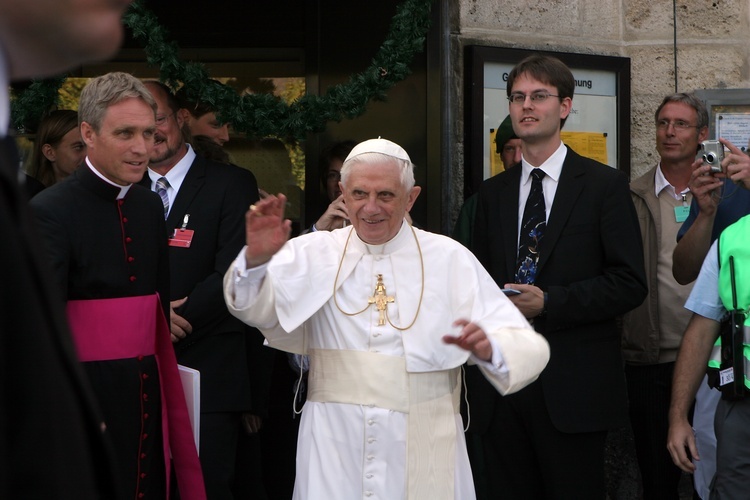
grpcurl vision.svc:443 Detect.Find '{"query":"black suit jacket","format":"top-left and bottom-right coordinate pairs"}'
top-left (0, 138), bottom-right (120, 499)
top-left (142, 154), bottom-right (260, 413)
top-left (469, 146), bottom-right (647, 434)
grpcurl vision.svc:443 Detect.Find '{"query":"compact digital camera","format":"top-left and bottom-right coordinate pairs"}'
top-left (699, 140), bottom-right (725, 173)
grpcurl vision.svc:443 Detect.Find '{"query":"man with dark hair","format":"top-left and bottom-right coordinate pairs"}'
top-left (310, 140), bottom-right (357, 231)
top-left (31, 72), bottom-right (204, 499)
top-left (622, 92), bottom-right (708, 499)
top-left (176, 81), bottom-right (232, 146)
top-left (467, 53), bottom-right (647, 498)
top-left (142, 80), bottom-right (260, 499)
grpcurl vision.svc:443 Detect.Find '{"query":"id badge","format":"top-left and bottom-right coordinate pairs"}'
top-left (675, 206), bottom-right (689, 223)
top-left (169, 228), bottom-right (195, 248)
top-left (720, 367), bottom-right (735, 386)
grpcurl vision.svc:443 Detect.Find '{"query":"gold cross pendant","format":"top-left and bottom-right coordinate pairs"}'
top-left (368, 274), bottom-right (395, 326)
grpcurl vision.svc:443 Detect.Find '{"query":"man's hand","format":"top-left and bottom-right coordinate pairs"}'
top-left (315, 195), bottom-right (349, 231)
top-left (169, 296), bottom-right (192, 343)
top-left (721, 137), bottom-right (750, 190)
top-left (666, 314), bottom-right (718, 473)
top-left (667, 417), bottom-right (698, 473)
top-left (442, 319), bottom-right (492, 362)
top-left (503, 283), bottom-right (544, 319)
top-left (688, 157), bottom-right (723, 218)
top-left (245, 194), bottom-right (293, 268)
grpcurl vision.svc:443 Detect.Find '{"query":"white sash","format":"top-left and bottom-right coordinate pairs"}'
top-left (307, 348), bottom-right (459, 500)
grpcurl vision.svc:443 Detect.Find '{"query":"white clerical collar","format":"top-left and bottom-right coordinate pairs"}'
top-left (520, 141), bottom-right (566, 185)
top-left (85, 157), bottom-right (131, 199)
top-left (654, 163), bottom-right (689, 200)
top-left (147, 143), bottom-right (196, 193)
top-left (0, 46), bottom-right (10, 135)
top-left (353, 219), bottom-right (412, 255)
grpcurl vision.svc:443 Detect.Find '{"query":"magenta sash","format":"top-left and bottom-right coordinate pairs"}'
top-left (67, 294), bottom-right (206, 500)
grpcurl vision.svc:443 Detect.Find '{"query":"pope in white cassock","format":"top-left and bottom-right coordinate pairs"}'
top-left (223, 138), bottom-right (550, 500)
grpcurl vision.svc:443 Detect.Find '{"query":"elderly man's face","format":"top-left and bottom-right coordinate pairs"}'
top-left (341, 160), bottom-right (420, 245)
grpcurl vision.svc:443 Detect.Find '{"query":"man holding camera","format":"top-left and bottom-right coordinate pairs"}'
top-left (622, 93), bottom-right (706, 499)
top-left (672, 139), bottom-right (750, 286)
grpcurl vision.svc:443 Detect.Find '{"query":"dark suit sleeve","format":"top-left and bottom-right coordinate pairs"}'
top-left (178, 168), bottom-right (259, 334)
top-left (471, 183), bottom-right (500, 277)
top-left (155, 211), bottom-right (171, 324)
top-left (546, 170), bottom-right (647, 326)
top-left (29, 195), bottom-right (71, 300)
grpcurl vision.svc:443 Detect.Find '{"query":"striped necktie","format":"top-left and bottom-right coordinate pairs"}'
top-left (155, 176), bottom-right (170, 219)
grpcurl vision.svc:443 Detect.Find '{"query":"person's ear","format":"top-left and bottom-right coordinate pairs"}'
top-left (176, 108), bottom-right (189, 129)
top-left (42, 143), bottom-right (56, 162)
top-left (80, 121), bottom-right (96, 148)
top-left (177, 108), bottom-right (191, 126)
top-left (698, 126), bottom-right (709, 143)
top-left (406, 186), bottom-right (421, 211)
top-left (559, 96), bottom-right (572, 121)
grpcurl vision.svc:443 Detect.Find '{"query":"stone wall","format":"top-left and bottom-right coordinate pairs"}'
top-left (449, 0), bottom-right (750, 220)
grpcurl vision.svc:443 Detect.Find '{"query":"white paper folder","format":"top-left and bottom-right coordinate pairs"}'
top-left (177, 364), bottom-right (200, 454)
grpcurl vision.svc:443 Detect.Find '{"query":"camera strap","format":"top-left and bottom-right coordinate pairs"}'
top-left (719, 255), bottom-right (747, 400)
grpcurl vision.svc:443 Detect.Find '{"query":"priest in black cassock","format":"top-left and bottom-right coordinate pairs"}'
top-left (30, 72), bottom-right (205, 500)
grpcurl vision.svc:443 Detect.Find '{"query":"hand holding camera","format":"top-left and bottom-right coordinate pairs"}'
top-left (689, 138), bottom-right (750, 215)
top-left (698, 139), bottom-right (725, 173)
top-left (721, 138), bottom-right (750, 189)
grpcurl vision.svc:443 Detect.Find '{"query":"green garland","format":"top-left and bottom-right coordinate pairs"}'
top-left (11, 0), bottom-right (433, 141)
top-left (10, 77), bottom-right (66, 134)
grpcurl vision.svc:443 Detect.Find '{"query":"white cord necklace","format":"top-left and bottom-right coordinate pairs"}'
top-left (332, 224), bottom-right (425, 331)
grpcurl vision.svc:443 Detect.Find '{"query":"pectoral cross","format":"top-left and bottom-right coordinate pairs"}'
top-left (368, 274), bottom-right (395, 326)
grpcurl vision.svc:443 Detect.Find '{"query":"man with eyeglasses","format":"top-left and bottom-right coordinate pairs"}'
top-left (141, 80), bottom-right (261, 499)
top-left (466, 53), bottom-right (646, 499)
top-left (621, 93), bottom-right (709, 499)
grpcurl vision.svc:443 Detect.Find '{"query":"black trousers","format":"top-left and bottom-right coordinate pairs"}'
top-left (481, 380), bottom-right (607, 500)
top-left (199, 412), bottom-right (241, 500)
top-left (625, 362), bottom-right (686, 500)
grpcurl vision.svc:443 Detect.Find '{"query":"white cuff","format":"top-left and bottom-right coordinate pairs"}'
top-left (230, 246), bottom-right (269, 307)
top-left (470, 337), bottom-right (509, 376)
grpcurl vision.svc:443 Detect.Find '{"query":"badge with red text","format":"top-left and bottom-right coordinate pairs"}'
top-left (169, 228), bottom-right (194, 248)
